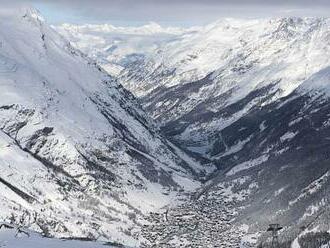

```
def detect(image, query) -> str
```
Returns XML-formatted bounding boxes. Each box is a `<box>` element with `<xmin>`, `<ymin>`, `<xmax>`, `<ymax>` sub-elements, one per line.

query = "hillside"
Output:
<box><xmin>0</xmin><ymin>7</ymin><xmax>205</xmax><ymax>247</ymax></box>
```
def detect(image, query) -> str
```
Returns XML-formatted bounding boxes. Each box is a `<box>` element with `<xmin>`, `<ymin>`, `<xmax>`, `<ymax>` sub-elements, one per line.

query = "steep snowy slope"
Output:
<box><xmin>0</xmin><ymin>7</ymin><xmax>204</xmax><ymax>247</ymax></box>
<box><xmin>0</xmin><ymin>223</ymin><xmax>110</xmax><ymax>248</ymax></box>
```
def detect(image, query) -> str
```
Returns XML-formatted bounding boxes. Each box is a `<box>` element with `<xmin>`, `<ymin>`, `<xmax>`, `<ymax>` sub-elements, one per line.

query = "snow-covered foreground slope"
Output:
<box><xmin>61</xmin><ymin>17</ymin><xmax>330</xmax><ymax>246</ymax></box>
<box><xmin>0</xmin><ymin>7</ymin><xmax>207</xmax><ymax>247</ymax></box>
<box><xmin>0</xmin><ymin>224</ymin><xmax>111</xmax><ymax>248</ymax></box>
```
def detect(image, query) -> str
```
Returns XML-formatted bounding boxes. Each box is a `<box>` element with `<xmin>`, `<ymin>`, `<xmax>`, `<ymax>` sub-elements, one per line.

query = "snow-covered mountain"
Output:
<box><xmin>55</xmin><ymin>23</ymin><xmax>199</xmax><ymax>77</ymax></box>
<box><xmin>116</xmin><ymin>17</ymin><xmax>330</xmax><ymax>160</ymax></box>
<box><xmin>60</xmin><ymin>17</ymin><xmax>330</xmax><ymax>246</ymax></box>
<box><xmin>0</xmin><ymin>7</ymin><xmax>208</xmax><ymax>247</ymax></box>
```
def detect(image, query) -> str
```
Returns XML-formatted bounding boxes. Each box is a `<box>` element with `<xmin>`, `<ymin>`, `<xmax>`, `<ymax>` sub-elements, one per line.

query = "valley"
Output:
<box><xmin>0</xmin><ymin>6</ymin><xmax>329</xmax><ymax>248</ymax></box>
<box><xmin>59</xmin><ymin>17</ymin><xmax>330</xmax><ymax>247</ymax></box>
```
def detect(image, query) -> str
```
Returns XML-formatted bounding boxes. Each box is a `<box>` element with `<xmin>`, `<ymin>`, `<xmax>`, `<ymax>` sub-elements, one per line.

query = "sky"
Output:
<box><xmin>5</xmin><ymin>0</ymin><xmax>330</xmax><ymax>26</ymax></box>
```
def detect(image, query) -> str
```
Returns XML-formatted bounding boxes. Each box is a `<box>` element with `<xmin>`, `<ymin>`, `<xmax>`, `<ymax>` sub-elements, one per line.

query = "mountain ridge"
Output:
<box><xmin>0</xmin><ymin>7</ymin><xmax>207</xmax><ymax>247</ymax></box>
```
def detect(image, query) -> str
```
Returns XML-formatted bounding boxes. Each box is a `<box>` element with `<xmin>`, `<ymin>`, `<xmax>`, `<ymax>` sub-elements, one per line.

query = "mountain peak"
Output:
<box><xmin>0</xmin><ymin>6</ymin><xmax>46</xmax><ymax>27</ymax></box>
<box><xmin>21</xmin><ymin>6</ymin><xmax>45</xmax><ymax>24</ymax></box>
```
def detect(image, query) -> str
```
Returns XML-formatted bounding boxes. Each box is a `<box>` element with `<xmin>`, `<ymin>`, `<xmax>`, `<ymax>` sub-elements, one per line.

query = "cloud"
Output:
<box><xmin>2</xmin><ymin>0</ymin><xmax>330</xmax><ymax>25</ymax></box>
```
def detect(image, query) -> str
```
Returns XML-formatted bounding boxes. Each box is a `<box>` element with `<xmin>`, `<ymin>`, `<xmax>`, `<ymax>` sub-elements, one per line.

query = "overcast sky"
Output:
<box><xmin>6</xmin><ymin>0</ymin><xmax>330</xmax><ymax>26</ymax></box>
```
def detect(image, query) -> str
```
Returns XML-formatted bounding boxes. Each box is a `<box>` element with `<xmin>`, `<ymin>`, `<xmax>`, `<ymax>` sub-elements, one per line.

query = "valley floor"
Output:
<box><xmin>141</xmin><ymin>187</ymin><xmax>252</xmax><ymax>247</ymax></box>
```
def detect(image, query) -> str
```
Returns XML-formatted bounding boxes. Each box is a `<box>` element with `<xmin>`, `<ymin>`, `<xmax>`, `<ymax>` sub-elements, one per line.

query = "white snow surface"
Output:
<box><xmin>0</xmin><ymin>7</ymin><xmax>202</xmax><ymax>246</ymax></box>
<box><xmin>280</xmin><ymin>131</ymin><xmax>298</xmax><ymax>142</ymax></box>
<box><xmin>0</xmin><ymin>226</ymin><xmax>111</xmax><ymax>248</ymax></box>
<box><xmin>226</xmin><ymin>155</ymin><xmax>269</xmax><ymax>176</ymax></box>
